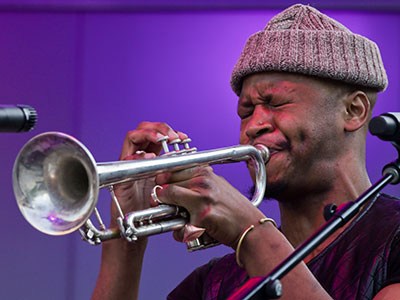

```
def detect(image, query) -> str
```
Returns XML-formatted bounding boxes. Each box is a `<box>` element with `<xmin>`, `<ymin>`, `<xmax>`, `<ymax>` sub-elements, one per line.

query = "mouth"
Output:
<box><xmin>246</xmin><ymin>147</ymin><xmax>282</xmax><ymax>169</ymax></box>
<box><xmin>267</xmin><ymin>148</ymin><xmax>280</xmax><ymax>157</ymax></box>
<box><xmin>257</xmin><ymin>139</ymin><xmax>290</xmax><ymax>159</ymax></box>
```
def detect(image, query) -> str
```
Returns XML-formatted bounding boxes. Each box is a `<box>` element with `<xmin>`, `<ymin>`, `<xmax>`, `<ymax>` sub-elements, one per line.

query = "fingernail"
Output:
<box><xmin>144</xmin><ymin>153</ymin><xmax>156</xmax><ymax>159</ymax></box>
<box><xmin>177</xmin><ymin>131</ymin><xmax>188</xmax><ymax>139</ymax></box>
<box><xmin>169</xmin><ymin>130</ymin><xmax>179</xmax><ymax>139</ymax></box>
<box><xmin>156</xmin><ymin>132</ymin><xmax>165</xmax><ymax>139</ymax></box>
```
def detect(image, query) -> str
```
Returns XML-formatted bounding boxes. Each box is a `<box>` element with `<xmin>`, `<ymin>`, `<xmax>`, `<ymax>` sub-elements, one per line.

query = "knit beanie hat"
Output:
<box><xmin>231</xmin><ymin>4</ymin><xmax>388</xmax><ymax>96</ymax></box>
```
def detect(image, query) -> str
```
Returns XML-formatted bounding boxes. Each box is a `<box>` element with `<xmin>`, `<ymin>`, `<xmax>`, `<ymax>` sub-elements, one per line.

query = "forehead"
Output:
<box><xmin>239</xmin><ymin>72</ymin><xmax>329</xmax><ymax>102</ymax></box>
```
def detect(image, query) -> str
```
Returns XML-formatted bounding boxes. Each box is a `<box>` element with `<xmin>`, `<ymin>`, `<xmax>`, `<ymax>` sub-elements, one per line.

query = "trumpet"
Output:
<box><xmin>13</xmin><ymin>132</ymin><xmax>269</xmax><ymax>251</ymax></box>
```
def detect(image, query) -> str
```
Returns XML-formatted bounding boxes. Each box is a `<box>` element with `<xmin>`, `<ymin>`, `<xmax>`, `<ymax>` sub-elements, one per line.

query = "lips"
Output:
<box><xmin>254</xmin><ymin>139</ymin><xmax>290</xmax><ymax>155</ymax></box>
<box><xmin>246</xmin><ymin>140</ymin><xmax>289</xmax><ymax>169</ymax></box>
<box><xmin>246</xmin><ymin>147</ymin><xmax>281</xmax><ymax>170</ymax></box>
<box><xmin>266</xmin><ymin>148</ymin><xmax>280</xmax><ymax>157</ymax></box>
<box><xmin>255</xmin><ymin>145</ymin><xmax>283</xmax><ymax>158</ymax></box>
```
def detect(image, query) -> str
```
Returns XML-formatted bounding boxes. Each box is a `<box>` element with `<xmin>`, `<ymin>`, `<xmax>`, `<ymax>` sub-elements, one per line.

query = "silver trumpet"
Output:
<box><xmin>13</xmin><ymin>132</ymin><xmax>269</xmax><ymax>251</ymax></box>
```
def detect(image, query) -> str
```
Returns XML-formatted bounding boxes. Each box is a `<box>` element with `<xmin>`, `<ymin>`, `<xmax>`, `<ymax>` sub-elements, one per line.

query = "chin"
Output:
<box><xmin>247</xmin><ymin>180</ymin><xmax>287</xmax><ymax>201</ymax></box>
<box><xmin>264</xmin><ymin>181</ymin><xmax>287</xmax><ymax>200</ymax></box>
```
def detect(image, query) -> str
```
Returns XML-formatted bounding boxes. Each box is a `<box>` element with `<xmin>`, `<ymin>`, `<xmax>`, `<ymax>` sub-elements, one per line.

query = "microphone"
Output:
<box><xmin>369</xmin><ymin>112</ymin><xmax>400</xmax><ymax>144</ymax></box>
<box><xmin>0</xmin><ymin>105</ymin><xmax>38</xmax><ymax>132</ymax></box>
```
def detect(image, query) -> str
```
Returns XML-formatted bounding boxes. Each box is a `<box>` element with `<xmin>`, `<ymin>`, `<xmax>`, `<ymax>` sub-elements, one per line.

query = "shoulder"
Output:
<box><xmin>368</xmin><ymin>194</ymin><xmax>400</xmax><ymax>234</ymax></box>
<box><xmin>374</xmin><ymin>193</ymin><xmax>400</xmax><ymax>210</ymax></box>
<box><xmin>167</xmin><ymin>257</ymin><xmax>220</xmax><ymax>300</ymax></box>
<box><xmin>167</xmin><ymin>253</ymin><xmax>241</xmax><ymax>300</ymax></box>
<box><xmin>307</xmin><ymin>194</ymin><xmax>400</xmax><ymax>299</ymax></box>
<box><xmin>360</xmin><ymin>193</ymin><xmax>400</xmax><ymax>228</ymax></box>
<box><xmin>202</xmin><ymin>253</ymin><xmax>248</xmax><ymax>300</ymax></box>
<box><xmin>342</xmin><ymin>193</ymin><xmax>400</xmax><ymax>253</ymax></box>
<box><xmin>377</xmin><ymin>195</ymin><xmax>400</xmax><ymax>289</ymax></box>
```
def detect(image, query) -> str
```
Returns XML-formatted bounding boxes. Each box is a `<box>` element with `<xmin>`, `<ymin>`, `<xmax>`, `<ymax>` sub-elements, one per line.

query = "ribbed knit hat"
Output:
<box><xmin>231</xmin><ymin>4</ymin><xmax>388</xmax><ymax>96</ymax></box>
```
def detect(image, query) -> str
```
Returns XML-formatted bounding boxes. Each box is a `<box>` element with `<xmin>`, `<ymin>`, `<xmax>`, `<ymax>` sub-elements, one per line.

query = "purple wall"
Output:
<box><xmin>0</xmin><ymin>6</ymin><xmax>399</xmax><ymax>300</ymax></box>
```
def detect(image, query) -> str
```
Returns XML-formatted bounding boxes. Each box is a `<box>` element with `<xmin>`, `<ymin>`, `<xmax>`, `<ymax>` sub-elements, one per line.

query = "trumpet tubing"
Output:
<box><xmin>13</xmin><ymin>132</ymin><xmax>269</xmax><ymax>248</ymax></box>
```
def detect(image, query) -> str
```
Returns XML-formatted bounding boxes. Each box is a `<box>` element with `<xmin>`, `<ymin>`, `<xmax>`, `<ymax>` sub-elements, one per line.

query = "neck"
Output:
<box><xmin>278</xmin><ymin>158</ymin><xmax>371</xmax><ymax>249</ymax></box>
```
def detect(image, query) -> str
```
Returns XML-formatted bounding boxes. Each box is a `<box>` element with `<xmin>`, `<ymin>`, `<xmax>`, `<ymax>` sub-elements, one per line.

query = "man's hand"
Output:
<box><xmin>153</xmin><ymin>164</ymin><xmax>266</xmax><ymax>249</ymax></box>
<box><xmin>110</xmin><ymin>121</ymin><xmax>188</xmax><ymax>228</ymax></box>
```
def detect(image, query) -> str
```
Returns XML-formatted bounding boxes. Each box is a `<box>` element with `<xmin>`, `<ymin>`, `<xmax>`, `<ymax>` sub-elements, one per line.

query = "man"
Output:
<box><xmin>92</xmin><ymin>4</ymin><xmax>400</xmax><ymax>299</ymax></box>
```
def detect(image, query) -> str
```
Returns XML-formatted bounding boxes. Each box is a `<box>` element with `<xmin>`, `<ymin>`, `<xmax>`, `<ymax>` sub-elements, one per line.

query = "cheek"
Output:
<box><xmin>239</xmin><ymin>122</ymin><xmax>248</xmax><ymax>144</ymax></box>
<box><xmin>298</xmin><ymin>130</ymin><xmax>306</xmax><ymax>143</ymax></box>
<box><xmin>239</xmin><ymin>134</ymin><xmax>247</xmax><ymax>145</ymax></box>
<box><xmin>275</xmin><ymin>115</ymin><xmax>303</xmax><ymax>146</ymax></box>
<box><xmin>291</xmin><ymin>118</ymin><xmax>339</xmax><ymax>162</ymax></box>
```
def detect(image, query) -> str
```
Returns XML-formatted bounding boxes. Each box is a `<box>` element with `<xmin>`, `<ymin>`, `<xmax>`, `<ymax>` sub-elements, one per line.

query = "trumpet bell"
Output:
<box><xmin>13</xmin><ymin>132</ymin><xmax>99</xmax><ymax>235</ymax></box>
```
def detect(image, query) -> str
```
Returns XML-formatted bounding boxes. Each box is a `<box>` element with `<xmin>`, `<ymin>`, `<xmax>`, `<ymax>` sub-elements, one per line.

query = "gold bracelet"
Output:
<box><xmin>236</xmin><ymin>225</ymin><xmax>254</xmax><ymax>268</ymax></box>
<box><xmin>235</xmin><ymin>217</ymin><xmax>277</xmax><ymax>268</ymax></box>
<box><xmin>259</xmin><ymin>217</ymin><xmax>277</xmax><ymax>228</ymax></box>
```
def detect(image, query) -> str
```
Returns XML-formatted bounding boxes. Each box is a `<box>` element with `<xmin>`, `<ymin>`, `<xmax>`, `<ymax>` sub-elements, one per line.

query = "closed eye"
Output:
<box><xmin>238</xmin><ymin>111</ymin><xmax>253</xmax><ymax>120</ymax></box>
<box><xmin>270</xmin><ymin>102</ymin><xmax>290</xmax><ymax>107</ymax></box>
<box><xmin>237</xmin><ymin>104</ymin><xmax>254</xmax><ymax>120</ymax></box>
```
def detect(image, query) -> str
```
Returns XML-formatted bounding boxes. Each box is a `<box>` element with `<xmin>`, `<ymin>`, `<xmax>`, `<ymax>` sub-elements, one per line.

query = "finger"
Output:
<box><xmin>174</xmin><ymin>130</ymin><xmax>189</xmax><ymax>141</ymax></box>
<box><xmin>172</xmin><ymin>224</ymin><xmax>206</xmax><ymax>243</ymax></box>
<box><xmin>173</xmin><ymin>228</ymin><xmax>185</xmax><ymax>242</ymax></box>
<box><xmin>123</xmin><ymin>152</ymin><xmax>157</xmax><ymax>161</ymax></box>
<box><xmin>120</xmin><ymin>128</ymin><xmax>165</xmax><ymax>159</ymax></box>
<box><xmin>137</xmin><ymin>121</ymin><xmax>182</xmax><ymax>142</ymax></box>
<box><xmin>156</xmin><ymin>165</ymin><xmax>214</xmax><ymax>185</ymax></box>
<box><xmin>121</xmin><ymin>123</ymin><xmax>189</xmax><ymax>159</ymax></box>
<box><xmin>155</xmin><ymin>167</ymin><xmax>198</xmax><ymax>185</ymax></box>
<box><xmin>157</xmin><ymin>184</ymin><xmax>200</xmax><ymax>208</ymax></box>
<box><xmin>182</xmin><ymin>224</ymin><xmax>206</xmax><ymax>243</ymax></box>
<box><xmin>157</xmin><ymin>184</ymin><xmax>213</xmax><ymax>227</ymax></box>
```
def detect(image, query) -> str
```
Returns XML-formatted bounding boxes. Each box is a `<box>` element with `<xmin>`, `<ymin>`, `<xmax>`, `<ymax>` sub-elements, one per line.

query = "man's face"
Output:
<box><xmin>238</xmin><ymin>73</ymin><xmax>345</xmax><ymax>200</ymax></box>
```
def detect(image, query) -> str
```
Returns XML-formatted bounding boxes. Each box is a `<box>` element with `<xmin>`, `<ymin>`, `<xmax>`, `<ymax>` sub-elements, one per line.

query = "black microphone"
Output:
<box><xmin>0</xmin><ymin>105</ymin><xmax>38</xmax><ymax>132</ymax></box>
<box><xmin>369</xmin><ymin>112</ymin><xmax>400</xmax><ymax>144</ymax></box>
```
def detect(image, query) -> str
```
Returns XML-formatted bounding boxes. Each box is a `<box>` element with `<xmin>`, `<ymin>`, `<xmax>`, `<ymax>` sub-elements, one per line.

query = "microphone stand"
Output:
<box><xmin>228</xmin><ymin>142</ymin><xmax>400</xmax><ymax>300</ymax></box>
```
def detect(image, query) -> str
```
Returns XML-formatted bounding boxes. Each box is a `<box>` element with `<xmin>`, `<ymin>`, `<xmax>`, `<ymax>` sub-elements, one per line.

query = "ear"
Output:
<box><xmin>343</xmin><ymin>91</ymin><xmax>370</xmax><ymax>132</ymax></box>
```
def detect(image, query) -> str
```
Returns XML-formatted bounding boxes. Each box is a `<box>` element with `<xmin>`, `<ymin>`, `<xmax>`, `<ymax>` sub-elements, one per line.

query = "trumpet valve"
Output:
<box><xmin>157</xmin><ymin>136</ymin><xmax>170</xmax><ymax>154</ymax></box>
<box><xmin>181</xmin><ymin>138</ymin><xmax>197</xmax><ymax>154</ymax></box>
<box><xmin>169</xmin><ymin>138</ymin><xmax>182</xmax><ymax>152</ymax></box>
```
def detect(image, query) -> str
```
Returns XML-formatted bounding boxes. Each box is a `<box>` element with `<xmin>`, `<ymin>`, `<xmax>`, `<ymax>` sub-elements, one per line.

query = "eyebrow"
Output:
<box><xmin>239</xmin><ymin>80</ymin><xmax>297</xmax><ymax>106</ymax></box>
<box><xmin>238</xmin><ymin>92</ymin><xmax>274</xmax><ymax>107</ymax></box>
<box><xmin>261</xmin><ymin>93</ymin><xmax>273</xmax><ymax>103</ymax></box>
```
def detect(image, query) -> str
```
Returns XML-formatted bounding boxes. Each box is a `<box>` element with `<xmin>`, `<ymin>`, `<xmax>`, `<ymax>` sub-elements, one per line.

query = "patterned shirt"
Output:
<box><xmin>167</xmin><ymin>194</ymin><xmax>400</xmax><ymax>300</ymax></box>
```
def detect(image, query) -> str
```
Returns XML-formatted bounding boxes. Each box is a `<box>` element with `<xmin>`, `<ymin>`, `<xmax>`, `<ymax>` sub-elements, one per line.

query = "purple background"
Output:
<box><xmin>0</xmin><ymin>1</ymin><xmax>399</xmax><ymax>299</ymax></box>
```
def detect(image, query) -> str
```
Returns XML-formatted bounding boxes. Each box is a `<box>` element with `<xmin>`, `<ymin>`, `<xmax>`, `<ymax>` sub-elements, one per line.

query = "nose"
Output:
<box><xmin>245</xmin><ymin>106</ymin><xmax>274</xmax><ymax>140</ymax></box>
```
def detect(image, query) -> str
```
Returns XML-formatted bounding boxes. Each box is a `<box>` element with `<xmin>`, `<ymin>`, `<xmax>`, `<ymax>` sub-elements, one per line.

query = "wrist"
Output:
<box><xmin>94</xmin><ymin>236</ymin><xmax>147</xmax><ymax>300</ymax></box>
<box><xmin>236</xmin><ymin>218</ymin><xmax>283</xmax><ymax>274</ymax></box>
<box><xmin>102</xmin><ymin>236</ymin><xmax>148</xmax><ymax>260</ymax></box>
